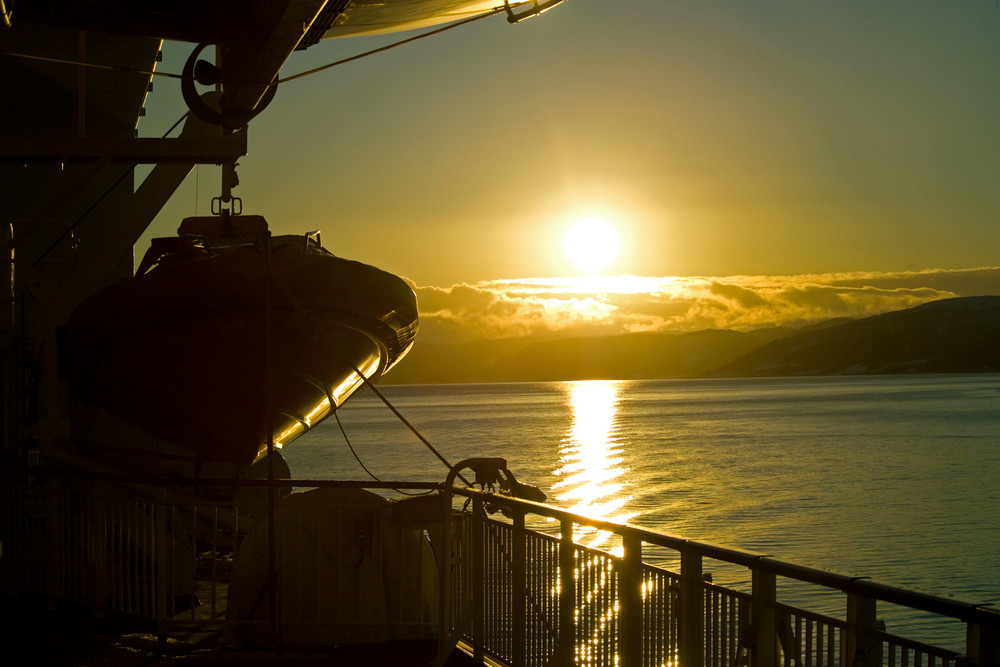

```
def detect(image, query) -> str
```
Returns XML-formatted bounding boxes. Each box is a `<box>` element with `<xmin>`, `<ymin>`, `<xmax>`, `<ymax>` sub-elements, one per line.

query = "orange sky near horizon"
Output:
<box><xmin>410</xmin><ymin>267</ymin><xmax>1000</xmax><ymax>343</ymax></box>
<box><xmin>138</xmin><ymin>1</ymin><xmax>1000</xmax><ymax>336</ymax></box>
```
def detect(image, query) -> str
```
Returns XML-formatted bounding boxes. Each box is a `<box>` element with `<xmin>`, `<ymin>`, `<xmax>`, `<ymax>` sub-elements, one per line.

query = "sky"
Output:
<box><xmin>138</xmin><ymin>0</ymin><xmax>1000</xmax><ymax>343</ymax></box>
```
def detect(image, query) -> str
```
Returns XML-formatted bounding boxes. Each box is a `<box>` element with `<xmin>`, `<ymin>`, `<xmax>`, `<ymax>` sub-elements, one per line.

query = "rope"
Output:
<box><xmin>258</xmin><ymin>242</ymin><xmax>473</xmax><ymax>487</ymax></box>
<box><xmin>346</xmin><ymin>363</ymin><xmax>473</xmax><ymax>488</ymax></box>
<box><xmin>333</xmin><ymin>408</ymin><xmax>434</xmax><ymax>496</ymax></box>
<box><xmin>274</xmin><ymin>6</ymin><xmax>508</xmax><ymax>85</ymax></box>
<box><xmin>29</xmin><ymin>162</ymin><xmax>136</xmax><ymax>270</ymax></box>
<box><xmin>0</xmin><ymin>3</ymin><xmax>520</xmax><ymax>88</ymax></box>
<box><xmin>28</xmin><ymin>110</ymin><xmax>189</xmax><ymax>269</ymax></box>
<box><xmin>334</xmin><ymin>408</ymin><xmax>381</xmax><ymax>482</ymax></box>
<box><xmin>162</xmin><ymin>111</ymin><xmax>190</xmax><ymax>137</ymax></box>
<box><xmin>0</xmin><ymin>50</ymin><xmax>178</xmax><ymax>79</ymax></box>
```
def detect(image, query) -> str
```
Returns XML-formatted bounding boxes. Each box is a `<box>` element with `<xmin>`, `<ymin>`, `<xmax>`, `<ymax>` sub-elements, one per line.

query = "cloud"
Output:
<box><xmin>412</xmin><ymin>282</ymin><xmax>622</xmax><ymax>342</ymax></box>
<box><xmin>708</xmin><ymin>281</ymin><xmax>769</xmax><ymax>309</ymax></box>
<box><xmin>408</xmin><ymin>267</ymin><xmax>1000</xmax><ymax>343</ymax></box>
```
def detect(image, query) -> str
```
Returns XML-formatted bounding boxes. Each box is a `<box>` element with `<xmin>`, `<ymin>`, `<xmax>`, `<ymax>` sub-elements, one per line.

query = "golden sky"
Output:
<box><xmin>139</xmin><ymin>1</ymin><xmax>1000</xmax><ymax>339</ymax></box>
<box><xmin>413</xmin><ymin>267</ymin><xmax>1000</xmax><ymax>343</ymax></box>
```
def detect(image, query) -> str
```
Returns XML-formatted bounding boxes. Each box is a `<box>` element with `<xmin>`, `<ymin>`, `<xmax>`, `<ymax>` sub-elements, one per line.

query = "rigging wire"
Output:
<box><xmin>162</xmin><ymin>110</ymin><xmax>190</xmax><ymax>137</ymax></box>
<box><xmin>0</xmin><ymin>3</ymin><xmax>518</xmax><ymax>88</ymax></box>
<box><xmin>333</xmin><ymin>408</ymin><xmax>434</xmax><ymax>496</ymax></box>
<box><xmin>4</xmin><ymin>3</ymin><xmax>524</xmax><ymax>478</ymax></box>
<box><xmin>30</xmin><ymin>110</ymin><xmax>191</xmax><ymax>269</ymax></box>
<box><xmin>30</xmin><ymin>162</ymin><xmax>136</xmax><ymax>270</ymax></box>
<box><xmin>0</xmin><ymin>50</ymin><xmax>178</xmax><ymax>79</ymax></box>
<box><xmin>347</xmin><ymin>363</ymin><xmax>473</xmax><ymax>488</ymax></box>
<box><xmin>273</xmin><ymin>6</ymin><xmax>507</xmax><ymax>85</ymax></box>
<box><xmin>261</xmin><ymin>259</ymin><xmax>472</xmax><ymax>488</ymax></box>
<box><xmin>334</xmin><ymin>408</ymin><xmax>382</xmax><ymax>483</ymax></box>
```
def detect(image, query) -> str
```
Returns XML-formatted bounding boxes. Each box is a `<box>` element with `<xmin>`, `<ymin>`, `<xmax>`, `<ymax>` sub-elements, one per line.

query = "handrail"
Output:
<box><xmin>6</xmin><ymin>465</ymin><xmax>441</xmax><ymax>490</ymax></box>
<box><xmin>449</xmin><ymin>484</ymin><xmax>1000</xmax><ymax>630</ymax></box>
<box><xmin>4</xmin><ymin>469</ymin><xmax>998</xmax><ymax>666</ymax></box>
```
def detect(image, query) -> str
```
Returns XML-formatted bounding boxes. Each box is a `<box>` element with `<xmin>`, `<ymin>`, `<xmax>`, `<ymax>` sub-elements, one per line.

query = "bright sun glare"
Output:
<box><xmin>563</xmin><ymin>217</ymin><xmax>620</xmax><ymax>274</ymax></box>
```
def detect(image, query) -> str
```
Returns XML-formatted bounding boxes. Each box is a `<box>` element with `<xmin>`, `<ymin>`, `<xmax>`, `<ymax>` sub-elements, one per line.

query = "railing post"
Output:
<box><xmin>558</xmin><ymin>518</ymin><xmax>577</xmax><ymax>667</ymax></box>
<box><xmin>93</xmin><ymin>483</ymin><xmax>108</xmax><ymax>617</ymax></box>
<box><xmin>154</xmin><ymin>486</ymin><xmax>169</xmax><ymax>644</ymax></box>
<box><xmin>472</xmin><ymin>496</ymin><xmax>485</xmax><ymax>663</ymax></box>
<box><xmin>680</xmin><ymin>549</ymin><xmax>704</xmax><ymax>667</ymax></box>
<box><xmin>845</xmin><ymin>589</ymin><xmax>879</xmax><ymax>667</ymax></box>
<box><xmin>751</xmin><ymin>566</ymin><xmax>777</xmax><ymax>667</ymax></box>
<box><xmin>436</xmin><ymin>489</ymin><xmax>455</xmax><ymax>665</ymax></box>
<box><xmin>512</xmin><ymin>510</ymin><xmax>527</xmax><ymax>667</ymax></box>
<box><xmin>44</xmin><ymin>478</ymin><xmax>60</xmax><ymax>607</ymax></box>
<box><xmin>967</xmin><ymin>611</ymin><xmax>1000</xmax><ymax>667</ymax></box>
<box><xmin>620</xmin><ymin>534</ymin><xmax>643</xmax><ymax>667</ymax></box>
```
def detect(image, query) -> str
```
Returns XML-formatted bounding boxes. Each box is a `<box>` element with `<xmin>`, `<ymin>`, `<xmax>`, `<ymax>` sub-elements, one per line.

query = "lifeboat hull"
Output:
<box><xmin>66</xmin><ymin>217</ymin><xmax>418</xmax><ymax>466</ymax></box>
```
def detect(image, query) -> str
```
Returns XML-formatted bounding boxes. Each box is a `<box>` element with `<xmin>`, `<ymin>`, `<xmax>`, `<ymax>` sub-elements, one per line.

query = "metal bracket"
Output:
<box><xmin>504</xmin><ymin>0</ymin><xmax>567</xmax><ymax>23</ymax></box>
<box><xmin>211</xmin><ymin>196</ymin><xmax>242</xmax><ymax>216</ymax></box>
<box><xmin>212</xmin><ymin>160</ymin><xmax>243</xmax><ymax>216</ymax></box>
<box><xmin>181</xmin><ymin>43</ymin><xmax>278</xmax><ymax>129</ymax></box>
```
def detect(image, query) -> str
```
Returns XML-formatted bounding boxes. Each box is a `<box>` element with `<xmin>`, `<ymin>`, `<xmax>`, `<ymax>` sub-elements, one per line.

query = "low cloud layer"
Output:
<box><xmin>409</xmin><ymin>267</ymin><xmax>1000</xmax><ymax>343</ymax></box>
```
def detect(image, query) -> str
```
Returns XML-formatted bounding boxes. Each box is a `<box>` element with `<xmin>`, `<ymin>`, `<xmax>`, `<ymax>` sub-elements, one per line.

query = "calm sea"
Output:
<box><xmin>282</xmin><ymin>373</ymin><xmax>1000</xmax><ymax>650</ymax></box>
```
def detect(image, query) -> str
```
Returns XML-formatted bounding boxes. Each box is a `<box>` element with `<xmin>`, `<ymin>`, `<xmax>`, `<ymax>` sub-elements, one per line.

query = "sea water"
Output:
<box><xmin>283</xmin><ymin>373</ymin><xmax>1000</xmax><ymax>650</ymax></box>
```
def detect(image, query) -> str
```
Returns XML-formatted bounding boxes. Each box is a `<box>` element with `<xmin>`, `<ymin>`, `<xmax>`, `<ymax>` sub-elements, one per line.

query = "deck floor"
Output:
<box><xmin>0</xmin><ymin>597</ymin><xmax>479</xmax><ymax>666</ymax></box>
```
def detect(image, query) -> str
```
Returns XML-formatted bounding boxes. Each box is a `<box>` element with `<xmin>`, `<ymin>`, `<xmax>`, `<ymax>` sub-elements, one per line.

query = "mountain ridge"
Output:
<box><xmin>709</xmin><ymin>295</ymin><xmax>1000</xmax><ymax>377</ymax></box>
<box><xmin>383</xmin><ymin>296</ymin><xmax>1000</xmax><ymax>384</ymax></box>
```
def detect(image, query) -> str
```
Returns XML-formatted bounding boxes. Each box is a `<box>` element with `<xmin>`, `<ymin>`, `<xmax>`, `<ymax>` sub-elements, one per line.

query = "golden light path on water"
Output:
<box><xmin>551</xmin><ymin>380</ymin><xmax>655</xmax><ymax>667</ymax></box>
<box><xmin>551</xmin><ymin>380</ymin><xmax>635</xmax><ymax>553</ymax></box>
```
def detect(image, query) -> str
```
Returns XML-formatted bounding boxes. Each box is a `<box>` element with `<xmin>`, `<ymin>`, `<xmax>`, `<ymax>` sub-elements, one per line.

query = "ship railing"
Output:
<box><xmin>0</xmin><ymin>474</ymin><xmax>441</xmax><ymax>645</ymax></box>
<box><xmin>444</xmin><ymin>484</ymin><xmax>1000</xmax><ymax>667</ymax></box>
<box><xmin>2</xmin><ymin>472</ymin><xmax>999</xmax><ymax>667</ymax></box>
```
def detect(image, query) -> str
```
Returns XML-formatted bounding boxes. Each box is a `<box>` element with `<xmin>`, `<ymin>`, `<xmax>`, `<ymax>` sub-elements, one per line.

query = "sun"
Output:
<box><xmin>563</xmin><ymin>217</ymin><xmax>620</xmax><ymax>273</ymax></box>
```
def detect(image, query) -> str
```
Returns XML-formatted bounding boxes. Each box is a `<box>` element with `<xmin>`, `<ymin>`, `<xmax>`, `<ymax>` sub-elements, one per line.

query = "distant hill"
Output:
<box><xmin>384</xmin><ymin>329</ymin><xmax>779</xmax><ymax>384</ymax></box>
<box><xmin>383</xmin><ymin>296</ymin><xmax>1000</xmax><ymax>384</ymax></box>
<box><xmin>493</xmin><ymin>329</ymin><xmax>765</xmax><ymax>381</ymax></box>
<box><xmin>381</xmin><ymin>337</ymin><xmax>537</xmax><ymax>384</ymax></box>
<box><xmin>708</xmin><ymin>296</ymin><xmax>1000</xmax><ymax>377</ymax></box>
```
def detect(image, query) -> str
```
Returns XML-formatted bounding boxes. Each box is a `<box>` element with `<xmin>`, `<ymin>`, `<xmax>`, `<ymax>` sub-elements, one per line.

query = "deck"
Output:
<box><xmin>2</xmin><ymin>461</ymin><xmax>998</xmax><ymax>667</ymax></box>
<box><xmin>0</xmin><ymin>597</ymin><xmax>479</xmax><ymax>666</ymax></box>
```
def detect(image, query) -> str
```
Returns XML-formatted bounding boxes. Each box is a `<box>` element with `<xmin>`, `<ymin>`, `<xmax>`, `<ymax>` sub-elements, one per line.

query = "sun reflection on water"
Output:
<box><xmin>552</xmin><ymin>380</ymin><xmax>634</xmax><ymax>551</ymax></box>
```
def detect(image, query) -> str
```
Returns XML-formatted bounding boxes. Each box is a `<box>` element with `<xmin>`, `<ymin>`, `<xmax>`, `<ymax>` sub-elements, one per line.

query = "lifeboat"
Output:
<box><xmin>65</xmin><ymin>215</ymin><xmax>418</xmax><ymax>466</ymax></box>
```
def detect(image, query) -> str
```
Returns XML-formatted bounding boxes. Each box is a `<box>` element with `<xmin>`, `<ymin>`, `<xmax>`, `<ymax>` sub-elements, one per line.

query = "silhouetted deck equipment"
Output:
<box><xmin>65</xmin><ymin>215</ymin><xmax>418</xmax><ymax>466</ymax></box>
<box><xmin>2</xmin><ymin>462</ymin><xmax>998</xmax><ymax>666</ymax></box>
<box><xmin>2</xmin><ymin>5</ymin><xmax>999</xmax><ymax>667</ymax></box>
